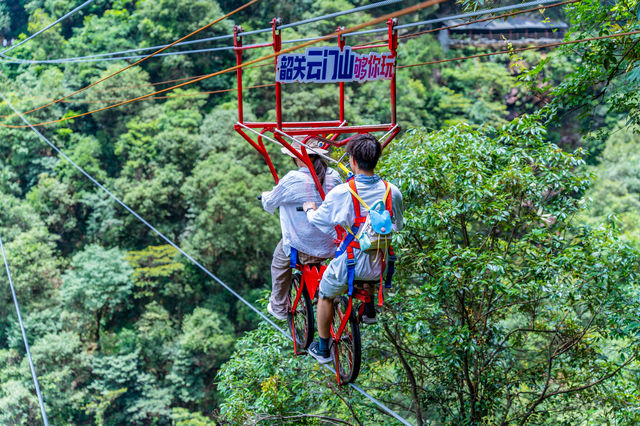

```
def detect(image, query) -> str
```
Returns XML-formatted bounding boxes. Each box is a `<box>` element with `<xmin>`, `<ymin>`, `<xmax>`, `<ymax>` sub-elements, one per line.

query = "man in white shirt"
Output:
<box><xmin>303</xmin><ymin>134</ymin><xmax>403</xmax><ymax>363</ymax></box>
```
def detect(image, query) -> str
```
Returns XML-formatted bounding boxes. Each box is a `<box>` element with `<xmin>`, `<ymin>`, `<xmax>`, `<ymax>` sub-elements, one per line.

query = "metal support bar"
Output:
<box><xmin>352</xmin><ymin>43</ymin><xmax>388</xmax><ymax>50</ymax></box>
<box><xmin>279</xmin><ymin>124</ymin><xmax>394</xmax><ymax>135</ymax></box>
<box><xmin>240</xmin><ymin>121</ymin><xmax>343</xmax><ymax>128</ymax></box>
<box><xmin>388</xmin><ymin>18</ymin><xmax>398</xmax><ymax>126</ymax></box>
<box><xmin>235</xmin><ymin>127</ymin><xmax>280</xmax><ymax>183</ymax></box>
<box><xmin>337</xmin><ymin>28</ymin><xmax>346</xmax><ymax>124</ymax></box>
<box><xmin>234</xmin><ymin>26</ymin><xmax>244</xmax><ymax>124</ymax></box>
<box><xmin>272</xmin><ymin>18</ymin><xmax>283</xmax><ymax>130</ymax></box>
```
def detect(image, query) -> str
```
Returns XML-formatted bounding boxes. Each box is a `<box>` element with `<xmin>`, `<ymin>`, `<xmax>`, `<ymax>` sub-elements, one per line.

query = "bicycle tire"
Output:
<box><xmin>332</xmin><ymin>296</ymin><xmax>362</xmax><ymax>383</ymax></box>
<box><xmin>288</xmin><ymin>272</ymin><xmax>314</xmax><ymax>352</ymax></box>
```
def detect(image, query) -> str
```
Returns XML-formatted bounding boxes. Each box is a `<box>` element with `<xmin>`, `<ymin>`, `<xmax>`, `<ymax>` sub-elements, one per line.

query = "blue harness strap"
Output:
<box><xmin>335</xmin><ymin>225</ymin><xmax>359</xmax><ymax>258</ymax></box>
<box><xmin>346</xmin><ymin>248</ymin><xmax>356</xmax><ymax>296</ymax></box>
<box><xmin>289</xmin><ymin>247</ymin><xmax>298</xmax><ymax>269</ymax></box>
<box><xmin>385</xmin><ymin>252</ymin><xmax>396</xmax><ymax>289</ymax></box>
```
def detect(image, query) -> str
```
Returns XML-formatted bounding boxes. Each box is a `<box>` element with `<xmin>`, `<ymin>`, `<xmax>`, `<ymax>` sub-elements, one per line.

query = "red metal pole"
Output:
<box><xmin>388</xmin><ymin>18</ymin><xmax>398</xmax><ymax>126</ymax></box>
<box><xmin>257</xmin><ymin>130</ymin><xmax>280</xmax><ymax>184</ymax></box>
<box><xmin>235</xmin><ymin>127</ymin><xmax>280</xmax><ymax>183</ymax></box>
<box><xmin>338</xmin><ymin>28</ymin><xmax>346</xmax><ymax>124</ymax></box>
<box><xmin>234</xmin><ymin>26</ymin><xmax>244</xmax><ymax>124</ymax></box>
<box><xmin>273</xmin><ymin>134</ymin><xmax>326</xmax><ymax>199</ymax></box>
<box><xmin>300</xmin><ymin>145</ymin><xmax>325</xmax><ymax>199</ymax></box>
<box><xmin>273</xmin><ymin>18</ymin><xmax>283</xmax><ymax>131</ymax></box>
<box><xmin>381</xmin><ymin>126</ymin><xmax>401</xmax><ymax>149</ymax></box>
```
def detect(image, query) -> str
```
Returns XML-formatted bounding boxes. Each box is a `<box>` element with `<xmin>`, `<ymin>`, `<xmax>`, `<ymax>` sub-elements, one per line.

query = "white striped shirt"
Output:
<box><xmin>262</xmin><ymin>167</ymin><xmax>342</xmax><ymax>258</ymax></box>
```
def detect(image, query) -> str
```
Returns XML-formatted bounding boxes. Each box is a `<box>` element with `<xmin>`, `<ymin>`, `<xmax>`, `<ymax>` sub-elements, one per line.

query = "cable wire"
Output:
<box><xmin>0</xmin><ymin>0</ymin><xmax>404</xmax><ymax>65</ymax></box>
<box><xmin>0</xmin><ymin>232</ymin><xmax>49</xmax><ymax>426</ymax></box>
<box><xmin>0</xmin><ymin>0</ymin><xmax>258</xmax><ymax>121</ymax></box>
<box><xmin>0</xmin><ymin>0</ymin><xmax>447</xmax><ymax>129</ymax></box>
<box><xmin>354</xmin><ymin>0</ymin><xmax>578</xmax><ymax>47</ymax></box>
<box><xmin>397</xmin><ymin>29</ymin><xmax>640</xmax><ymax>69</ymax></box>
<box><xmin>0</xmin><ymin>91</ymin><xmax>413</xmax><ymax>426</ymax></box>
<box><xmin>0</xmin><ymin>0</ymin><xmax>575</xmax><ymax>65</ymax></box>
<box><xmin>0</xmin><ymin>42</ymin><xmax>264</xmax><ymax>65</ymax></box>
<box><xmin>0</xmin><ymin>0</ymin><xmax>579</xmax><ymax>108</ymax></box>
<box><xmin>0</xmin><ymin>83</ymin><xmax>274</xmax><ymax>117</ymax></box>
<box><xmin>62</xmin><ymin>83</ymin><xmax>275</xmax><ymax>103</ymax></box>
<box><xmin>398</xmin><ymin>0</ymin><xmax>578</xmax><ymax>41</ymax></box>
<box><xmin>0</xmin><ymin>0</ymin><xmax>96</xmax><ymax>56</ymax></box>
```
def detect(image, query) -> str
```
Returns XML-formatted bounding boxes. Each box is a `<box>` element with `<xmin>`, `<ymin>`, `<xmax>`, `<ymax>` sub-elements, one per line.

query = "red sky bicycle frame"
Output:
<box><xmin>233</xmin><ymin>17</ymin><xmax>401</xmax><ymax>198</ymax></box>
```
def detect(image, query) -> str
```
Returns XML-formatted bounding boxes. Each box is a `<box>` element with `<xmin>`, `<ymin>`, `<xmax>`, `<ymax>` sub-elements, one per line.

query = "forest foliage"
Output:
<box><xmin>0</xmin><ymin>0</ymin><xmax>639</xmax><ymax>424</ymax></box>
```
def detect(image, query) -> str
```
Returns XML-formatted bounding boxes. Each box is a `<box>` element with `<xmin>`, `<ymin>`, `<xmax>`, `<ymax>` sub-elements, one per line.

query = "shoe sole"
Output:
<box><xmin>267</xmin><ymin>304</ymin><xmax>288</xmax><ymax>321</ymax></box>
<box><xmin>309</xmin><ymin>352</ymin><xmax>332</xmax><ymax>364</ymax></box>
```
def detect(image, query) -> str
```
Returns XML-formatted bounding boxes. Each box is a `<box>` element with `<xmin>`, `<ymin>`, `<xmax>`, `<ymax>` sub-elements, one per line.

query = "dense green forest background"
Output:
<box><xmin>0</xmin><ymin>0</ymin><xmax>638</xmax><ymax>424</ymax></box>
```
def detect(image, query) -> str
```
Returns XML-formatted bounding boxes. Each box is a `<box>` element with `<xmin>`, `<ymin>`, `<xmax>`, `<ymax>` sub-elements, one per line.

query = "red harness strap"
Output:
<box><xmin>342</xmin><ymin>179</ymin><xmax>394</xmax><ymax>307</ymax></box>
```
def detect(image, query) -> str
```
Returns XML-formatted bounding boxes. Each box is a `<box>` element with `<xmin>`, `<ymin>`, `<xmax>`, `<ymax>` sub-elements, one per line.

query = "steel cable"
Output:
<box><xmin>0</xmin><ymin>0</ymin><xmax>96</xmax><ymax>56</ymax></box>
<box><xmin>397</xmin><ymin>29</ymin><xmax>640</xmax><ymax>69</ymax></box>
<box><xmin>0</xmin><ymin>0</ymin><xmax>579</xmax><ymax>109</ymax></box>
<box><xmin>0</xmin><ymin>0</ymin><xmax>573</xmax><ymax>65</ymax></box>
<box><xmin>0</xmin><ymin>0</ymin><xmax>259</xmax><ymax>121</ymax></box>
<box><xmin>0</xmin><ymin>0</ymin><xmax>404</xmax><ymax>65</ymax></box>
<box><xmin>0</xmin><ymin>232</ymin><xmax>49</xmax><ymax>426</ymax></box>
<box><xmin>0</xmin><ymin>0</ymin><xmax>447</xmax><ymax>129</ymax></box>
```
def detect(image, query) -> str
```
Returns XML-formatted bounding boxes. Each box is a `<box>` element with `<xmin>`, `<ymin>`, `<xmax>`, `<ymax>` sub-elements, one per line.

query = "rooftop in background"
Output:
<box><xmin>438</xmin><ymin>16</ymin><xmax>569</xmax><ymax>50</ymax></box>
<box><xmin>445</xmin><ymin>17</ymin><xmax>568</xmax><ymax>31</ymax></box>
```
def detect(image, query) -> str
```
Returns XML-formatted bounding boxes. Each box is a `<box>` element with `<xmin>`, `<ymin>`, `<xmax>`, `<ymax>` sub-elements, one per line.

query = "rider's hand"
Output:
<box><xmin>303</xmin><ymin>201</ymin><xmax>317</xmax><ymax>212</ymax></box>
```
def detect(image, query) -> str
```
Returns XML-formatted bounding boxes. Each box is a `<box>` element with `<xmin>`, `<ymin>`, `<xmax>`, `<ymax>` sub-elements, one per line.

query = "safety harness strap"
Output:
<box><xmin>346</xmin><ymin>247</ymin><xmax>356</xmax><ymax>296</ymax></box>
<box><xmin>385</xmin><ymin>246</ymin><xmax>396</xmax><ymax>289</ymax></box>
<box><xmin>338</xmin><ymin>178</ymin><xmax>397</xmax><ymax>299</ymax></box>
<box><xmin>384</xmin><ymin>182</ymin><xmax>393</xmax><ymax>217</ymax></box>
<box><xmin>348</xmin><ymin>179</ymin><xmax>361</xmax><ymax>218</ymax></box>
<box><xmin>289</xmin><ymin>247</ymin><xmax>298</xmax><ymax>269</ymax></box>
<box><xmin>335</xmin><ymin>225</ymin><xmax>359</xmax><ymax>258</ymax></box>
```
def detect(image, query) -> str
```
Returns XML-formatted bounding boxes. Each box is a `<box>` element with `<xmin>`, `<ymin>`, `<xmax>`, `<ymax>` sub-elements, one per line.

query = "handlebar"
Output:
<box><xmin>259</xmin><ymin>195</ymin><xmax>304</xmax><ymax>212</ymax></box>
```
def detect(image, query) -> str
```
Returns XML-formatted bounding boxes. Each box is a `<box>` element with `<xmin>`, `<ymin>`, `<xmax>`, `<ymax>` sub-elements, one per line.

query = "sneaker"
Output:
<box><xmin>307</xmin><ymin>341</ymin><xmax>332</xmax><ymax>364</ymax></box>
<box><xmin>361</xmin><ymin>314</ymin><xmax>377</xmax><ymax>324</ymax></box>
<box><xmin>267</xmin><ymin>302</ymin><xmax>288</xmax><ymax>321</ymax></box>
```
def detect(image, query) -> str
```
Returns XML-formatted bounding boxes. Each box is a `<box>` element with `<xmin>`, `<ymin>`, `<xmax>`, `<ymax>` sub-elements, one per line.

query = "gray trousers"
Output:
<box><xmin>270</xmin><ymin>240</ymin><xmax>326</xmax><ymax>316</ymax></box>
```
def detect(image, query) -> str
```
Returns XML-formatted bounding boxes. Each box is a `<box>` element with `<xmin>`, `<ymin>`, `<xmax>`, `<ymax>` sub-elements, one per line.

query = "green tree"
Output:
<box><xmin>167</xmin><ymin>307</ymin><xmax>234</xmax><ymax>408</ymax></box>
<box><xmin>580</xmin><ymin>122</ymin><xmax>640</xmax><ymax>247</ymax></box>
<box><xmin>217</xmin><ymin>324</ymin><xmax>372</xmax><ymax>424</ymax></box>
<box><xmin>372</xmin><ymin>119</ymin><xmax>640</xmax><ymax>424</ymax></box>
<box><xmin>218</xmin><ymin>118</ymin><xmax>640</xmax><ymax>425</ymax></box>
<box><xmin>61</xmin><ymin>245</ymin><xmax>134</xmax><ymax>347</ymax></box>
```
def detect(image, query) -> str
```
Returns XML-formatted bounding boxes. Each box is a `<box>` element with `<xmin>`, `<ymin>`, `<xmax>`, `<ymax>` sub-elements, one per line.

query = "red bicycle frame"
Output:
<box><xmin>290</xmin><ymin>263</ymin><xmax>325</xmax><ymax>355</ymax></box>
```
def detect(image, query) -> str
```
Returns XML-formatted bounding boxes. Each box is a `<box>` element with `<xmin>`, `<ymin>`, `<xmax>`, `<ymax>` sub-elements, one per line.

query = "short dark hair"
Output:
<box><xmin>346</xmin><ymin>133</ymin><xmax>382</xmax><ymax>172</ymax></box>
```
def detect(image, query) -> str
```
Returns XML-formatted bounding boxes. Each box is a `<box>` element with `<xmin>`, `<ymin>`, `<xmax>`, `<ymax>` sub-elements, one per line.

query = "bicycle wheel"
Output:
<box><xmin>288</xmin><ymin>272</ymin><xmax>314</xmax><ymax>352</ymax></box>
<box><xmin>332</xmin><ymin>296</ymin><xmax>361</xmax><ymax>383</ymax></box>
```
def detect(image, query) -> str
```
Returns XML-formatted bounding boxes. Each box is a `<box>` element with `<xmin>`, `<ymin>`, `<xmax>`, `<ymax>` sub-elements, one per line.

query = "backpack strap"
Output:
<box><xmin>347</xmin><ymin>185</ymin><xmax>371</xmax><ymax>211</ymax></box>
<box><xmin>335</xmin><ymin>180</ymin><xmax>366</xmax><ymax>258</ymax></box>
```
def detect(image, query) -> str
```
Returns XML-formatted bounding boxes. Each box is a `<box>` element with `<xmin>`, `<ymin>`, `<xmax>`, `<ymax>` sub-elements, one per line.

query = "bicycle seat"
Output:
<box><xmin>353</xmin><ymin>280</ymin><xmax>378</xmax><ymax>287</ymax></box>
